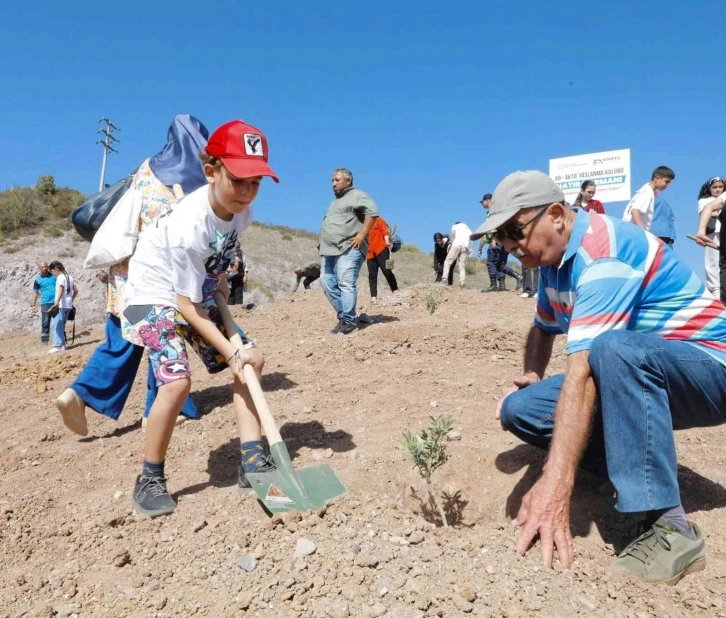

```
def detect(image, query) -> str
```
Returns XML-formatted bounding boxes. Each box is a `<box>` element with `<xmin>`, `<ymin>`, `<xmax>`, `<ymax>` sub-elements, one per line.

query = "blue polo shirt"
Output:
<box><xmin>535</xmin><ymin>208</ymin><xmax>726</xmax><ymax>364</ymax></box>
<box><xmin>33</xmin><ymin>273</ymin><xmax>57</xmax><ymax>304</ymax></box>
<box><xmin>649</xmin><ymin>196</ymin><xmax>677</xmax><ymax>241</ymax></box>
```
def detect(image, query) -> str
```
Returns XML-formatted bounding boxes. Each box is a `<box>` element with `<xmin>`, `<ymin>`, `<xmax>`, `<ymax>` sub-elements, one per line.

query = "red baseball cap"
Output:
<box><xmin>204</xmin><ymin>120</ymin><xmax>279</xmax><ymax>183</ymax></box>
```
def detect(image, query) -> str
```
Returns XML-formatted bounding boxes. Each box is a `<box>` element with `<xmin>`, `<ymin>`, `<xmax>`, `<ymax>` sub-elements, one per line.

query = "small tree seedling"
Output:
<box><xmin>402</xmin><ymin>415</ymin><xmax>454</xmax><ymax>527</ymax></box>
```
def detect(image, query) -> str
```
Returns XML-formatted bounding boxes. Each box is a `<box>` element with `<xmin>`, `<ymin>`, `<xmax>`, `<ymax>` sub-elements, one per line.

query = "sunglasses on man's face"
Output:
<box><xmin>493</xmin><ymin>206</ymin><xmax>548</xmax><ymax>242</ymax></box>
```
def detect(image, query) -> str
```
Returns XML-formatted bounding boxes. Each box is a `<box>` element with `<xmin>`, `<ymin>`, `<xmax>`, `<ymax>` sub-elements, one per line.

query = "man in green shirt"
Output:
<box><xmin>293</xmin><ymin>261</ymin><xmax>321</xmax><ymax>291</ymax></box>
<box><xmin>318</xmin><ymin>168</ymin><xmax>379</xmax><ymax>335</ymax></box>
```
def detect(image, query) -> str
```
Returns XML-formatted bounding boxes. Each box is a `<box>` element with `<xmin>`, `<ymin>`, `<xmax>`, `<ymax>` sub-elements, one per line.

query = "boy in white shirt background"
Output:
<box><xmin>122</xmin><ymin>120</ymin><xmax>279</xmax><ymax>518</ymax></box>
<box><xmin>622</xmin><ymin>165</ymin><xmax>675</xmax><ymax>231</ymax></box>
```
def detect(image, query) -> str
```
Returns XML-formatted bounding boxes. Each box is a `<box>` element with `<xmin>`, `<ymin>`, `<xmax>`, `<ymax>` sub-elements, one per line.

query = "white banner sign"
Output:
<box><xmin>549</xmin><ymin>148</ymin><xmax>631</xmax><ymax>204</ymax></box>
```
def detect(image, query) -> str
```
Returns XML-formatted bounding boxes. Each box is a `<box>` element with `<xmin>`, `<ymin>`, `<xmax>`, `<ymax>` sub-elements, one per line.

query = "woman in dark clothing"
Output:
<box><xmin>433</xmin><ymin>232</ymin><xmax>454</xmax><ymax>285</ymax></box>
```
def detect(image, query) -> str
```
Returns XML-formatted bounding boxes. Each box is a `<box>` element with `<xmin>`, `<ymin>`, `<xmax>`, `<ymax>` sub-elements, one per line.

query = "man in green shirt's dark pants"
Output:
<box><xmin>318</xmin><ymin>168</ymin><xmax>379</xmax><ymax>335</ymax></box>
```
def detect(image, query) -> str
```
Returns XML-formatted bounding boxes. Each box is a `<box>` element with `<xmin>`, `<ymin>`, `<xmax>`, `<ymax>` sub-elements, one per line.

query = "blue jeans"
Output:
<box><xmin>51</xmin><ymin>308</ymin><xmax>71</xmax><ymax>348</ymax></box>
<box><xmin>40</xmin><ymin>303</ymin><xmax>53</xmax><ymax>343</ymax></box>
<box><xmin>321</xmin><ymin>247</ymin><xmax>365</xmax><ymax>325</ymax></box>
<box><xmin>500</xmin><ymin>331</ymin><xmax>726</xmax><ymax>513</ymax></box>
<box><xmin>71</xmin><ymin>315</ymin><xmax>199</xmax><ymax>421</ymax></box>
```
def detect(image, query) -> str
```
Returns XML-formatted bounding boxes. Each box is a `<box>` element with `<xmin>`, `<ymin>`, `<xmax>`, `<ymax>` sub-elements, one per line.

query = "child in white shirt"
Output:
<box><xmin>623</xmin><ymin>166</ymin><xmax>675</xmax><ymax>231</ymax></box>
<box><xmin>123</xmin><ymin>120</ymin><xmax>279</xmax><ymax>517</ymax></box>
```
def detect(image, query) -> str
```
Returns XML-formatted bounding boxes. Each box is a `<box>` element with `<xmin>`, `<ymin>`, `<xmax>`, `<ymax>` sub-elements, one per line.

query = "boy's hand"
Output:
<box><xmin>227</xmin><ymin>346</ymin><xmax>265</xmax><ymax>384</ymax></box>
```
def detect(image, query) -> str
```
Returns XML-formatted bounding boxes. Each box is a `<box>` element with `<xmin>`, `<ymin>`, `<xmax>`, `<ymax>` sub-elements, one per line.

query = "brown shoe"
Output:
<box><xmin>55</xmin><ymin>388</ymin><xmax>88</xmax><ymax>436</ymax></box>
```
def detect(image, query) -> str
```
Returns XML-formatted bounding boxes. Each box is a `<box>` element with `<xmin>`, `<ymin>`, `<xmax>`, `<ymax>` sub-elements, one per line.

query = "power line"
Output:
<box><xmin>97</xmin><ymin>117</ymin><xmax>120</xmax><ymax>191</ymax></box>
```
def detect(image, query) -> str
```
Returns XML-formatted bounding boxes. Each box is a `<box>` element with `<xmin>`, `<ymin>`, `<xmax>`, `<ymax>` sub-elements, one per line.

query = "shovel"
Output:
<box><xmin>214</xmin><ymin>293</ymin><xmax>347</xmax><ymax>514</ymax></box>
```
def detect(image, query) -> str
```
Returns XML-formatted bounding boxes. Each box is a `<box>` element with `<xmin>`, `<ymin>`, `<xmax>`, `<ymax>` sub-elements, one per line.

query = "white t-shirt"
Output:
<box><xmin>698</xmin><ymin>196</ymin><xmax>722</xmax><ymax>239</ymax></box>
<box><xmin>622</xmin><ymin>183</ymin><xmax>655</xmax><ymax>230</ymax></box>
<box><xmin>56</xmin><ymin>274</ymin><xmax>75</xmax><ymax>309</ymax></box>
<box><xmin>125</xmin><ymin>185</ymin><xmax>253</xmax><ymax>308</ymax></box>
<box><xmin>450</xmin><ymin>223</ymin><xmax>473</xmax><ymax>248</ymax></box>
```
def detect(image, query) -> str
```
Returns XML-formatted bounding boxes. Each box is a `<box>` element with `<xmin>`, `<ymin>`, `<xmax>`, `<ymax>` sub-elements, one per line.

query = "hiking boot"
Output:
<box><xmin>337</xmin><ymin>322</ymin><xmax>359</xmax><ymax>335</ymax></box>
<box><xmin>56</xmin><ymin>388</ymin><xmax>88</xmax><ymax>436</ymax></box>
<box><xmin>330</xmin><ymin>321</ymin><xmax>343</xmax><ymax>334</ymax></box>
<box><xmin>238</xmin><ymin>455</ymin><xmax>277</xmax><ymax>496</ymax></box>
<box><xmin>610</xmin><ymin>519</ymin><xmax>705</xmax><ymax>585</ymax></box>
<box><xmin>482</xmin><ymin>278</ymin><xmax>498</xmax><ymax>293</ymax></box>
<box><xmin>132</xmin><ymin>475</ymin><xmax>177</xmax><ymax>518</ymax></box>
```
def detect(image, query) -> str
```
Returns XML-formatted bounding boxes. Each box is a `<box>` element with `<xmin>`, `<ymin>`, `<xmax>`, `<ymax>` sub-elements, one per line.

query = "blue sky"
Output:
<box><xmin>1</xmin><ymin>0</ymin><xmax>723</xmax><ymax>276</ymax></box>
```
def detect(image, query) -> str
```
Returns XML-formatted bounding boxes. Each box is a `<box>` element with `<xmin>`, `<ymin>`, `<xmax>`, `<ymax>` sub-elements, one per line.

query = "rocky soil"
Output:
<box><xmin>2</xmin><ymin>286</ymin><xmax>726</xmax><ymax>617</ymax></box>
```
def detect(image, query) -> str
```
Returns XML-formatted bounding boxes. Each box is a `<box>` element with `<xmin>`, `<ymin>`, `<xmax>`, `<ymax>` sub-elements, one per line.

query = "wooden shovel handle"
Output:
<box><xmin>213</xmin><ymin>292</ymin><xmax>282</xmax><ymax>445</ymax></box>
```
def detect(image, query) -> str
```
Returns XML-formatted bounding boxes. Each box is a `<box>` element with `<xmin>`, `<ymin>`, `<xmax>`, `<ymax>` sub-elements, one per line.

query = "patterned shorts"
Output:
<box><xmin>124</xmin><ymin>299</ymin><xmax>252</xmax><ymax>386</ymax></box>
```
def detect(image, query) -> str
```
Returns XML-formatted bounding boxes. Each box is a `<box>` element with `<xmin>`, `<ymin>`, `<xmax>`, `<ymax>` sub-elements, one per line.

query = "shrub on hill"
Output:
<box><xmin>0</xmin><ymin>184</ymin><xmax>84</xmax><ymax>239</ymax></box>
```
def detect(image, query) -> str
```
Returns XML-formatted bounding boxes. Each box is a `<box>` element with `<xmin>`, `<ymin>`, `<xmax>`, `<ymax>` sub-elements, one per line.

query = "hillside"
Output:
<box><xmin>0</xmin><ymin>287</ymin><xmax>724</xmax><ymax>617</ymax></box>
<box><xmin>0</xmin><ymin>221</ymin><xmax>494</xmax><ymax>335</ymax></box>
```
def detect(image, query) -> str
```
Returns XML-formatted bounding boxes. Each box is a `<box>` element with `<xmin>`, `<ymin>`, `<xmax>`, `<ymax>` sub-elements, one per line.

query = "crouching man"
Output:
<box><xmin>483</xmin><ymin>170</ymin><xmax>726</xmax><ymax>584</ymax></box>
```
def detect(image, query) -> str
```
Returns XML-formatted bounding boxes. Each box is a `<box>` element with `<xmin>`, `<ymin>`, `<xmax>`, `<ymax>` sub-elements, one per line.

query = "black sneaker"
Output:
<box><xmin>132</xmin><ymin>475</ymin><xmax>176</xmax><ymax>518</ymax></box>
<box><xmin>239</xmin><ymin>455</ymin><xmax>277</xmax><ymax>495</ymax></box>
<box><xmin>330</xmin><ymin>321</ymin><xmax>343</xmax><ymax>334</ymax></box>
<box><xmin>337</xmin><ymin>322</ymin><xmax>359</xmax><ymax>335</ymax></box>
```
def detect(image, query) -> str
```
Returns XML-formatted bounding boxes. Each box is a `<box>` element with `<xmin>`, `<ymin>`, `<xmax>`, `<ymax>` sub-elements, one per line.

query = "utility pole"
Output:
<box><xmin>97</xmin><ymin>117</ymin><xmax>120</xmax><ymax>191</ymax></box>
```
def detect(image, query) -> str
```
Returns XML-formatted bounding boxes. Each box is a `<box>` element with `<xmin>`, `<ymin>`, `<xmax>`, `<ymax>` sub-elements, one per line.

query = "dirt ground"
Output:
<box><xmin>2</xmin><ymin>285</ymin><xmax>726</xmax><ymax>618</ymax></box>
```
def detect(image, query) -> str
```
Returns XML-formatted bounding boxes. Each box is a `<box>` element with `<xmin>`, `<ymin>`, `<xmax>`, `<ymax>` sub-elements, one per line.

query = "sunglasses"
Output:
<box><xmin>493</xmin><ymin>206</ymin><xmax>549</xmax><ymax>242</ymax></box>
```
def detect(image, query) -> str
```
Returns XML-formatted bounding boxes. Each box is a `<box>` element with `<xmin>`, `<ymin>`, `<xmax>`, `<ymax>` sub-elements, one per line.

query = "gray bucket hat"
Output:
<box><xmin>470</xmin><ymin>170</ymin><xmax>565</xmax><ymax>241</ymax></box>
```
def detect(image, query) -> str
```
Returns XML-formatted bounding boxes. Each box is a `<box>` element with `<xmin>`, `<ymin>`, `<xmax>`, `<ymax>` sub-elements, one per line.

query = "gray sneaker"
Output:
<box><xmin>132</xmin><ymin>475</ymin><xmax>177</xmax><ymax>518</ymax></box>
<box><xmin>610</xmin><ymin>519</ymin><xmax>705</xmax><ymax>585</ymax></box>
<box><xmin>238</xmin><ymin>455</ymin><xmax>277</xmax><ymax>496</ymax></box>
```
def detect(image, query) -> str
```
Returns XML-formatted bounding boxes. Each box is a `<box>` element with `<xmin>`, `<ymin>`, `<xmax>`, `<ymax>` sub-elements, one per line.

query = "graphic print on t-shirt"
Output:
<box><xmin>204</xmin><ymin>228</ymin><xmax>239</xmax><ymax>276</ymax></box>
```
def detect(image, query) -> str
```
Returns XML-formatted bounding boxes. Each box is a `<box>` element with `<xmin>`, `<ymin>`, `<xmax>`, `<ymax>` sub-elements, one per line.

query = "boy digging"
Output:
<box><xmin>123</xmin><ymin>120</ymin><xmax>279</xmax><ymax>517</ymax></box>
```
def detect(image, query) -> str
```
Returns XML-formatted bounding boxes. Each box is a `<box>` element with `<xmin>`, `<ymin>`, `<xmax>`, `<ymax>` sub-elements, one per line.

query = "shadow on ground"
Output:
<box><xmin>174</xmin><ymin>420</ymin><xmax>355</xmax><ymax>500</ymax></box>
<box><xmin>192</xmin><ymin>372</ymin><xmax>298</xmax><ymax>416</ymax></box>
<box><xmin>495</xmin><ymin>443</ymin><xmax>726</xmax><ymax>554</ymax></box>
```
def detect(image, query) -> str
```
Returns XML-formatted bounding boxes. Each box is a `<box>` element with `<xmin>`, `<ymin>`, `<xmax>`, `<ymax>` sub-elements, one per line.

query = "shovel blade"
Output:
<box><xmin>246</xmin><ymin>464</ymin><xmax>346</xmax><ymax>514</ymax></box>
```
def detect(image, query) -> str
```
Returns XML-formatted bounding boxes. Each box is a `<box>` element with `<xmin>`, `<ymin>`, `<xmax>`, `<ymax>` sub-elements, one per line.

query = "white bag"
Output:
<box><xmin>83</xmin><ymin>172</ymin><xmax>143</xmax><ymax>269</ymax></box>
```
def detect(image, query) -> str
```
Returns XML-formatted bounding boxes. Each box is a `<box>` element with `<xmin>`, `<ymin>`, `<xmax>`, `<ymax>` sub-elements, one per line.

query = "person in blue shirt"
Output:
<box><xmin>650</xmin><ymin>195</ymin><xmax>677</xmax><ymax>247</ymax></box>
<box><xmin>31</xmin><ymin>261</ymin><xmax>56</xmax><ymax>344</ymax></box>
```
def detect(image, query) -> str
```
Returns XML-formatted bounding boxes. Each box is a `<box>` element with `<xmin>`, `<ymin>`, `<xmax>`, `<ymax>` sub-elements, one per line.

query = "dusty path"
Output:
<box><xmin>2</xmin><ymin>286</ymin><xmax>725</xmax><ymax>617</ymax></box>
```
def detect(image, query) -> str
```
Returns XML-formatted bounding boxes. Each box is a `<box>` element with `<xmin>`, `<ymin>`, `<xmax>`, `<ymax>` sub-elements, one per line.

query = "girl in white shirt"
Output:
<box><xmin>695</xmin><ymin>176</ymin><xmax>726</xmax><ymax>301</ymax></box>
<box><xmin>48</xmin><ymin>261</ymin><xmax>78</xmax><ymax>353</ymax></box>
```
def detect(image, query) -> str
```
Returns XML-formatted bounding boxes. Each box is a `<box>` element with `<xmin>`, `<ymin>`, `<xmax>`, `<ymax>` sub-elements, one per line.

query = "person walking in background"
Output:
<box><xmin>293</xmin><ymin>261</ymin><xmax>321</xmax><ymax>291</ymax></box>
<box><xmin>227</xmin><ymin>241</ymin><xmax>247</xmax><ymax>306</ymax></box>
<box><xmin>442</xmin><ymin>221</ymin><xmax>472</xmax><ymax>288</ymax></box>
<box><xmin>48</xmin><ymin>261</ymin><xmax>77</xmax><ymax>354</ymax></box>
<box><xmin>55</xmin><ymin>114</ymin><xmax>206</xmax><ymax>436</ymax></box>
<box><xmin>572</xmin><ymin>180</ymin><xmax>605</xmax><ymax>214</ymax></box>
<box><xmin>495</xmin><ymin>242</ymin><xmax>523</xmax><ymax>291</ymax></box>
<box><xmin>623</xmin><ymin>166</ymin><xmax>675</xmax><ymax>231</ymax></box>
<box><xmin>520</xmin><ymin>267</ymin><xmax>539</xmax><ymax>299</ymax></box>
<box><xmin>367</xmin><ymin>215</ymin><xmax>398</xmax><ymax>304</ymax></box>
<box><xmin>650</xmin><ymin>195</ymin><xmax>677</xmax><ymax>247</ymax></box>
<box><xmin>31</xmin><ymin>261</ymin><xmax>56</xmax><ymax>345</ymax></box>
<box><xmin>476</xmin><ymin>193</ymin><xmax>492</xmax><ymax>258</ymax></box>
<box><xmin>433</xmin><ymin>233</ymin><xmax>453</xmax><ymax>284</ymax></box>
<box><xmin>319</xmin><ymin>168</ymin><xmax>379</xmax><ymax>335</ymax></box>
<box><xmin>695</xmin><ymin>176</ymin><xmax>725</xmax><ymax>299</ymax></box>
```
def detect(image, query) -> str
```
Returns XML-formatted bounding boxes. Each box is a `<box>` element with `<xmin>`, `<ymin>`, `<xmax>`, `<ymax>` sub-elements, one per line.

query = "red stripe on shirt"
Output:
<box><xmin>537</xmin><ymin>305</ymin><xmax>556</xmax><ymax>321</ymax></box>
<box><xmin>570</xmin><ymin>312</ymin><xmax>631</xmax><ymax>327</ymax></box>
<box><xmin>663</xmin><ymin>299</ymin><xmax>726</xmax><ymax>340</ymax></box>
<box><xmin>642</xmin><ymin>242</ymin><xmax>665</xmax><ymax>289</ymax></box>
<box><xmin>550</xmin><ymin>300</ymin><xmax>574</xmax><ymax>315</ymax></box>
<box><xmin>694</xmin><ymin>339</ymin><xmax>726</xmax><ymax>354</ymax></box>
<box><xmin>579</xmin><ymin>213</ymin><xmax>611</xmax><ymax>261</ymax></box>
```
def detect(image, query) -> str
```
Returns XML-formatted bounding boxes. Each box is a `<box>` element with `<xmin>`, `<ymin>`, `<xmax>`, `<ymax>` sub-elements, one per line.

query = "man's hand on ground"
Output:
<box><xmin>495</xmin><ymin>372</ymin><xmax>540</xmax><ymax>422</ymax></box>
<box><xmin>513</xmin><ymin>474</ymin><xmax>574</xmax><ymax>570</ymax></box>
<box><xmin>349</xmin><ymin>233</ymin><xmax>366</xmax><ymax>249</ymax></box>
